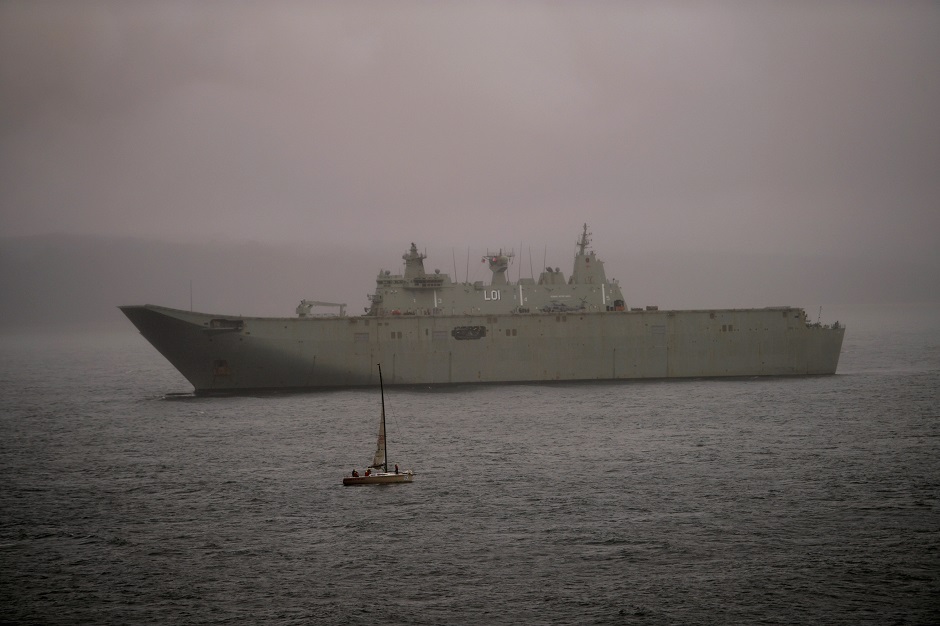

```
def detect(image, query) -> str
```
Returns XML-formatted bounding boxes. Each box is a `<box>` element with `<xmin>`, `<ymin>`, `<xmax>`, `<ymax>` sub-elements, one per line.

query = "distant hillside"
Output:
<box><xmin>1</xmin><ymin>235</ymin><xmax>937</xmax><ymax>332</ymax></box>
<box><xmin>0</xmin><ymin>235</ymin><xmax>388</xmax><ymax>332</ymax></box>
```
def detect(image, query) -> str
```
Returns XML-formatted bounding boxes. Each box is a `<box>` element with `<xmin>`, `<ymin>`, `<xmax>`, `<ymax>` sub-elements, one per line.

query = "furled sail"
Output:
<box><xmin>369</xmin><ymin>408</ymin><xmax>386</xmax><ymax>469</ymax></box>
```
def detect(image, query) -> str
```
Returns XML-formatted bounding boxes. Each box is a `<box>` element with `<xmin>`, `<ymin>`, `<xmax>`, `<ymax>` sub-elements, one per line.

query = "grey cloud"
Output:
<box><xmin>0</xmin><ymin>1</ymin><xmax>938</xmax><ymax>288</ymax></box>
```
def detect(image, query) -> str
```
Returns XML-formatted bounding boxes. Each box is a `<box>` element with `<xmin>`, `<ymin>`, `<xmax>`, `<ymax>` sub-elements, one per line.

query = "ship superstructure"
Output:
<box><xmin>366</xmin><ymin>225</ymin><xmax>624</xmax><ymax>317</ymax></box>
<box><xmin>120</xmin><ymin>224</ymin><xmax>845</xmax><ymax>393</ymax></box>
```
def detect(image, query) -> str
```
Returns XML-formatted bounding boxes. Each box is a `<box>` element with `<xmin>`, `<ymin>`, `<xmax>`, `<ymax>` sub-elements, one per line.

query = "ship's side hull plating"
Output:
<box><xmin>120</xmin><ymin>305</ymin><xmax>845</xmax><ymax>393</ymax></box>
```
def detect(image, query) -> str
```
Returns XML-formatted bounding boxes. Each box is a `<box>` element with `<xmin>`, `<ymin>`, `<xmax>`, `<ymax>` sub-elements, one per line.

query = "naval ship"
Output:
<box><xmin>120</xmin><ymin>224</ymin><xmax>845</xmax><ymax>393</ymax></box>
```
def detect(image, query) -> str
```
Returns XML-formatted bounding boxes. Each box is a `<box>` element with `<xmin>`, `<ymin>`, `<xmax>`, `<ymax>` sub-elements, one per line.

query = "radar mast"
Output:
<box><xmin>576</xmin><ymin>223</ymin><xmax>592</xmax><ymax>257</ymax></box>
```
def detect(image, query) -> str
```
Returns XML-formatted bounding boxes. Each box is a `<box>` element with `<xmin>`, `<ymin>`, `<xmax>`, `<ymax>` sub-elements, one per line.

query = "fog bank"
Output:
<box><xmin>1</xmin><ymin>235</ymin><xmax>936</xmax><ymax>333</ymax></box>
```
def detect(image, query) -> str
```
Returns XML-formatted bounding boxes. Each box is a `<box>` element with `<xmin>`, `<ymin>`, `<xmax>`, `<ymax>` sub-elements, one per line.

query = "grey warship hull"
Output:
<box><xmin>120</xmin><ymin>304</ymin><xmax>844</xmax><ymax>393</ymax></box>
<box><xmin>120</xmin><ymin>225</ymin><xmax>844</xmax><ymax>393</ymax></box>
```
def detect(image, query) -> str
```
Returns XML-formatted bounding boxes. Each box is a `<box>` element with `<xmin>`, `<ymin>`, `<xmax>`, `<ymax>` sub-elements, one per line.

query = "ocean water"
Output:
<box><xmin>1</xmin><ymin>303</ymin><xmax>938</xmax><ymax>625</ymax></box>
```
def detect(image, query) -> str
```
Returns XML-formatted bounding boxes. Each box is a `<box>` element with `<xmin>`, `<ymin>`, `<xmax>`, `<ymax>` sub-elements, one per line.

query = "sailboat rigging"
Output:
<box><xmin>342</xmin><ymin>364</ymin><xmax>414</xmax><ymax>486</ymax></box>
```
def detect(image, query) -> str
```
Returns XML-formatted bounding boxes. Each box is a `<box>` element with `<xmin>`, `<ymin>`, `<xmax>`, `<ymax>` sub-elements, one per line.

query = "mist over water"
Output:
<box><xmin>1</xmin><ymin>304</ymin><xmax>938</xmax><ymax>623</ymax></box>
<box><xmin>2</xmin><ymin>234</ymin><xmax>938</xmax><ymax>334</ymax></box>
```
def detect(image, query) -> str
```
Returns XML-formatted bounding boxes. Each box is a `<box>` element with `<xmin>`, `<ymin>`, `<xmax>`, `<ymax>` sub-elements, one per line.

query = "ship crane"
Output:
<box><xmin>296</xmin><ymin>299</ymin><xmax>347</xmax><ymax>317</ymax></box>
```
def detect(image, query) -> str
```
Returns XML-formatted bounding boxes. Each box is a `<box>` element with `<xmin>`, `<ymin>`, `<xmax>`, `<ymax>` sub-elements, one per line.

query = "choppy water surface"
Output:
<box><xmin>1</xmin><ymin>304</ymin><xmax>938</xmax><ymax>624</ymax></box>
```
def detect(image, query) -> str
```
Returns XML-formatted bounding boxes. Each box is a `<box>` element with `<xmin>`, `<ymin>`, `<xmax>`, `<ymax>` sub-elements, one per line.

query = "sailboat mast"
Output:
<box><xmin>378</xmin><ymin>364</ymin><xmax>388</xmax><ymax>472</ymax></box>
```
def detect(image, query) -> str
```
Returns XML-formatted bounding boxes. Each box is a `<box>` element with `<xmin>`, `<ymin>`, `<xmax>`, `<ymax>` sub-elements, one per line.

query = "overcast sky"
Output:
<box><xmin>2</xmin><ymin>1</ymin><xmax>939</xmax><ymax>270</ymax></box>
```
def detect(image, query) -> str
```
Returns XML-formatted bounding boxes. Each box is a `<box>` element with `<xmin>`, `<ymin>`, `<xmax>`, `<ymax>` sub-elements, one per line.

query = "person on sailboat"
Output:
<box><xmin>351</xmin><ymin>469</ymin><xmax>359</xmax><ymax>477</ymax></box>
<box><xmin>394</xmin><ymin>464</ymin><xmax>399</xmax><ymax>474</ymax></box>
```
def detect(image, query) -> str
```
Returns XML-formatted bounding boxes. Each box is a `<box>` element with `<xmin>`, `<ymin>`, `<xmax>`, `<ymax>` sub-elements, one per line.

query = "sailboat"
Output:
<box><xmin>342</xmin><ymin>365</ymin><xmax>414</xmax><ymax>486</ymax></box>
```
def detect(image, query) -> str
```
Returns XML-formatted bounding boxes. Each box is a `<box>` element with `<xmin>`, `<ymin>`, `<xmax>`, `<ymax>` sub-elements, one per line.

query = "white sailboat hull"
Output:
<box><xmin>342</xmin><ymin>471</ymin><xmax>414</xmax><ymax>486</ymax></box>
